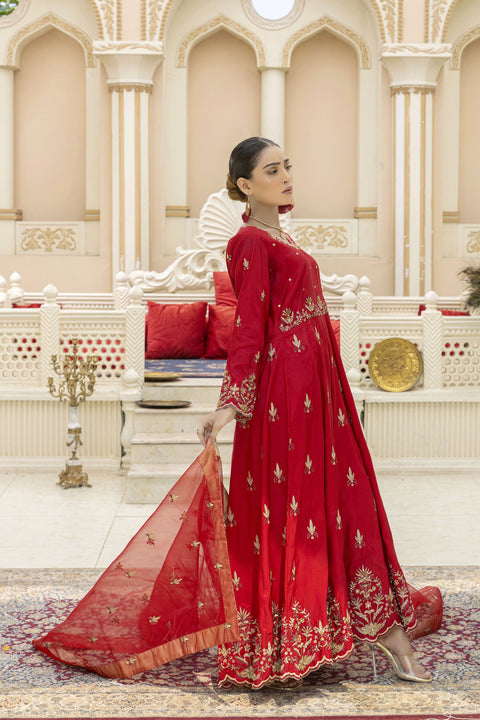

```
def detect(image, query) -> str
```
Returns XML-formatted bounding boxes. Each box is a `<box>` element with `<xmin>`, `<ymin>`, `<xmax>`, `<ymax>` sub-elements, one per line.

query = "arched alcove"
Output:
<box><xmin>187</xmin><ymin>29</ymin><xmax>261</xmax><ymax>217</ymax></box>
<box><xmin>285</xmin><ymin>30</ymin><xmax>358</xmax><ymax>218</ymax></box>
<box><xmin>14</xmin><ymin>28</ymin><xmax>86</xmax><ymax>220</ymax></box>
<box><xmin>458</xmin><ymin>37</ymin><xmax>480</xmax><ymax>223</ymax></box>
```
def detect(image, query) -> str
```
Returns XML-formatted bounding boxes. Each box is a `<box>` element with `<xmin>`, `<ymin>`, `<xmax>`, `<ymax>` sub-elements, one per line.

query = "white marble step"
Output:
<box><xmin>130</xmin><ymin>432</ymin><xmax>233</xmax><ymax>465</ymax></box>
<box><xmin>133</xmin><ymin>404</ymin><xmax>234</xmax><ymax>437</ymax></box>
<box><xmin>126</xmin><ymin>462</ymin><xmax>231</xmax><ymax>504</ymax></box>
<box><xmin>143</xmin><ymin>378</ymin><xmax>222</xmax><ymax>404</ymax></box>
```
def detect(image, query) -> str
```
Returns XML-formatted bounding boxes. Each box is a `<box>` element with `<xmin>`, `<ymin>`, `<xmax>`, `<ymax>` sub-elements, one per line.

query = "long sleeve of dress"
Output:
<box><xmin>217</xmin><ymin>230</ymin><xmax>270</xmax><ymax>419</ymax></box>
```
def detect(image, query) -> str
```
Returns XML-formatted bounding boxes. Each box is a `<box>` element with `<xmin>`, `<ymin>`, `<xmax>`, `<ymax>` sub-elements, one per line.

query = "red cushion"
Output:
<box><xmin>12</xmin><ymin>302</ymin><xmax>42</xmax><ymax>308</ymax></box>
<box><xmin>330</xmin><ymin>319</ymin><xmax>341</xmax><ymax>348</ymax></box>
<box><xmin>204</xmin><ymin>304</ymin><xmax>236</xmax><ymax>358</ymax></box>
<box><xmin>213</xmin><ymin>271</ymin><xmax>237</xmax><ymax>307</ymax></box>
<box><xmin>418</xmin><ymin>304</ymin><xmax>469</xmax><ymax>316</ymax></box>
<box><xmin>145</xmin><ymin>301</ymin><xmax>207</xmax><ymax>359</ymax></box>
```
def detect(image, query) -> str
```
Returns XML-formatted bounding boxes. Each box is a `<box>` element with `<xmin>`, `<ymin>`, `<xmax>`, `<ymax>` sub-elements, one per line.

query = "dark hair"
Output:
<box><xmin>226</xmin><ymin>137</ymin><xmax>279</xmax><ymax>202</ymax></box>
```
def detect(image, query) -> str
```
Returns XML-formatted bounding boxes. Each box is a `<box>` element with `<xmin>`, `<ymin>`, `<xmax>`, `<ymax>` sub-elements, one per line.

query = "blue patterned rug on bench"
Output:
<box><xmin>144</xmin><ymin>358</ymin><xmax>227</xmax><ymax>378</ymax></box>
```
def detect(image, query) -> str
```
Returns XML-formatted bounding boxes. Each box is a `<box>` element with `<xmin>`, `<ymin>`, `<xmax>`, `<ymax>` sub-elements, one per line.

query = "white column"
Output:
<box><xmin>260</xmin><ymin>68</ymin><xmax>286</xmax><ymax>146</ymax></box>
<box><xmin>164</xmin><ymin>66</ymin><xmax>188</xmax><ymax>255</ymax></box>
<box><xmin>441</xmin><ymin>67</ymin><xmax>461</xmax><ymax>256</ymax></box>
<box><xmin>0</xmin><ymin>66</ymin><xmax>19</xmax><ymax>253</ymax></box>
<box><xmin>93</xmin><ymin>47</ymin><xmax>163</xmax><ymax>281</ymax></box>
<box><xmin>85</xmin><ymin>66</ymin><xmax>102</xmax><ymax>254</ymax></box>
<box><xmin>382</xmin><ymin>46</ymin><xmax>450</xmax><ymax>296</ymax></box>
<box><xmin>354</xmin><ymin>67</ymin><xmax>379</xmax><ymax>256</ymax></box>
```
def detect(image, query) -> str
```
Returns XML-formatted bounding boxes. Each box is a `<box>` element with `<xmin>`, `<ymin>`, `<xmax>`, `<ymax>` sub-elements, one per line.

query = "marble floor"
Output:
<box><xmin>0</xmin><ymin>469</ymin><xmax>479</xmax><ymax>568</ymax></box>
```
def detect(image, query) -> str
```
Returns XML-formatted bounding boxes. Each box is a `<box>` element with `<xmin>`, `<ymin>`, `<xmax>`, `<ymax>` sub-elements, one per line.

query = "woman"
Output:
<box><xmin>197</xmin><ymin>136</ymin><xmax>434</xmax><ymax>689</ymax></box>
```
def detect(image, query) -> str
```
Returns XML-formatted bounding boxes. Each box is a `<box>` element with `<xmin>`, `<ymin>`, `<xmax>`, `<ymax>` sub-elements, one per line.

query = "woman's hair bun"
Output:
<box><xmin>226</xmin><ymin>173</ymin><xmax>247</xmax><ymax>202</ymax></box>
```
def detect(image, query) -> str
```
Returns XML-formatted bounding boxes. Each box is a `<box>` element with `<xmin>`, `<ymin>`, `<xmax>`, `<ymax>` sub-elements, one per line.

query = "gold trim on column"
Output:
<box><xmin>419</xmin><ymin>91</ymin><xmax>426</xmax><ymax>296</ymax></box>
<box><xmin>84</xmin><ymin>209</ymin><xmax>100</xmax><ymax>221</ymax></box>
<box><xmin>0</xmin><ymin>208</ymin><xmax>22</xmax><ymax>220</ymax></box>
<box><xmin>443</xmin><ymin>211</ymin><xmax>460</xmax><ymax>223</ymax></box>
<box><xmin>108</xmin><ymin>83</ymin><xmax>153</xmax><ymax>94</ymax></box>
<box><xmin>391</xmin><ymin>85</ymin><xmax>436</xmax><ymax>95</ymax></box>
<box><xmin>166</xmin><ymin>206</ymin><xmax>190</xmax><ymax>217</ymax></box>
<box><xmin>119</xmin><ymin>90</ymin><xmax>125</xmax><ymax>264</ymax></box>
<box><xmin>135</xmin><ymin>90</ymin><xmax>141</xmax><ymax>265</ymax></box>
<box><xmin>354</xmin><ymin>207</ymin><xmax>377</xmax><ymax>219</ymax></box>
<box><xmin>404</xmin><ymin>91</ymin><xmax>410</xmax><ymax>296</ymax></box>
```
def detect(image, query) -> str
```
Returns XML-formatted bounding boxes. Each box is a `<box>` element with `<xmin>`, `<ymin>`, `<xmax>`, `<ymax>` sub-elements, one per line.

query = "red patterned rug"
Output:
<box><xmin>1</xmin><ymin>567</ymin><xmax>479</xmax><ymax>718</ymax></box>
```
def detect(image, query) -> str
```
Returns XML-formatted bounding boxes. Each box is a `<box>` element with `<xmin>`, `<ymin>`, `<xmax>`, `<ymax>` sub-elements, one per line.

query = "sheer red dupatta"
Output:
<box><xmin>408</xmin><ymin>584</ymin><xmax>443</xmax><ymax>640</ymax></box>
<box><xmin>34</xmin><ymin>440</ymin><xmax>239</xmax><ymax>678</ymax></box>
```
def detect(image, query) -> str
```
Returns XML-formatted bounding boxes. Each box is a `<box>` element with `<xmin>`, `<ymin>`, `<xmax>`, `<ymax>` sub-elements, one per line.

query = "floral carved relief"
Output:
<box><xmin>466</xmin><ymin>230</ymin><xmax>480</xmax><ymax>255</ymax></box>
<box><xmin>294</xmin><ymin>224</ymin><xmax>349</xmax><ymax>252</ymax></box>
<box><xmin>19</xmin><ymin>227</ymin><xmax>77</xmax><ymax>254</ymax></box>
<box><xmin>427</xmin><ymin>0</ymin><xmax>457</xmax><ymax>43</ymax></box>
<box><xmin>89</xmin><ymin>0</ymin><xmax>119</xmax><ymax>41</ymax></box>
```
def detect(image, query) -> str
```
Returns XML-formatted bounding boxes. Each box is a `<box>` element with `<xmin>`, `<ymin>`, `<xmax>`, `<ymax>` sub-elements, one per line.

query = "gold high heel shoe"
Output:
<box><xmin>372</xmin><ymin>641</ymin><xmax>432</xmax><ymax>683</ymax></box>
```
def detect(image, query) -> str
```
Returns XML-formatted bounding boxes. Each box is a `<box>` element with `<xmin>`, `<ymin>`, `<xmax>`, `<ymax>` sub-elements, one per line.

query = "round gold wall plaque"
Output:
<box><xmin>368</xmin><ymin>338</ymin><xmax>423</xmax><ymax>392</ymax></box>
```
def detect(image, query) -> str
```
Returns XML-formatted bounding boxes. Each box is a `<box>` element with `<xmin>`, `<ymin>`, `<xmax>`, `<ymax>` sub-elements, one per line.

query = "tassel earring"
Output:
<box><xmin>245</xmin><ymin>199</ymin><xmax>251</xmax><ymax>218</ymax></box>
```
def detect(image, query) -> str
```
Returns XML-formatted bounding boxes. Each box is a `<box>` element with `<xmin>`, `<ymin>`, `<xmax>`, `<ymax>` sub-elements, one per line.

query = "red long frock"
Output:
<box><xmin>33</xmin><ymin>225</ymin><xmax>440</xmax><ymax>684</ymax></box>
<box><xmin>215</xmin><ymin>226</ymin><xmax>418</xmax><ymax>688</ymax></box>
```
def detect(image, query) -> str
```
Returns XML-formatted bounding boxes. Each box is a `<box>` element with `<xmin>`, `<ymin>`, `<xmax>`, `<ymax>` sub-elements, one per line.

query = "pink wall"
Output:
<box><xmin>285</xmin><ymin>30</ymin><xmax>358</xmax><ymax>218</ymax></box>
<box><xmin>187</xmin><ymin>30</ymin><xmax>261</xmax><ymax>217</ymax></box>
<box><xmin>14</xmin><ymin>29</ymin><xmax>86</xmax><ymax>221</ymax></box>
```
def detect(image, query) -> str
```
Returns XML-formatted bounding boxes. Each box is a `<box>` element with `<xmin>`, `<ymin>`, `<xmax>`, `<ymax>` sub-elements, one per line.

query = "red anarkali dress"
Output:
<box><xmin>215</xmin><ymin>226</ymin><xmax>418</xmax><ymax>688</ymax></box>
<box><xmin>33</xmin><ymin>225</ymin><xmax>440</xmax><ymax>684</ymax></box>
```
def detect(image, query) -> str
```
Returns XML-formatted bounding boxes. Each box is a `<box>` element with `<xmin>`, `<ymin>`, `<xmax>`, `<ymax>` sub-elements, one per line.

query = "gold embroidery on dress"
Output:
<box><xmin>336</xmin><ymin>509</ymin><xmax>342</xmax><ymax>530</ymax></box>
<box><xmin>253</xmin><ymin>535</ymin><xmax>260</xmax><ymax>554</ymax></box>
<box><xmin>307</xmin><ymin>519</ymin><xmax>318</xmax><ymax>540</ymax></box>
<box><xmin>354</xmin><ymin>529</ymin><xmax>365</xmax><ymax>549</ymax></box>
<box><xmin>304</xmin><ymin>455</ymin><xmax>313</xmax><ymax>474</ymax></box>
<box><xmin>292</xmin><ymin>334</ymin><xmax>305</xmax><ymax>352</ymax></box>
<box><xmin>263</xmin><ymin>504</ymin><xmax>270</xmax><ymax>524</ymax></box>
<box><xmin>243</xmin><ymin>258</ymin><xmax>249</xmax><ymax>270</ymax></box>
<box><xmin>269</xmin><ymin>403</ymin><xmax>279</xmax><ymax>422</ymax></box>
<box><xmin>338</xmin><ymin>408</ymin><xmax>346</xmax><ymax>426</ymax></box>
<box><xmin>346</xmin><ymin>467</ymin><xmax>357</xmax><ymax>487</ymax></box>
<box><xmin>289</xmin><ymin>496</ymin><xmax>299</xmax><ymax>516</ymax></box>
<box><xmin>304</xmin><ymin>394</ymin><xmax>312</xmax><ymax>413</ymax></box>
<box><xmin>218</xmin><ymin>370</ymin><xmax>257</xmax><ymax>417</ymax></box>
<box><xmin>279</xmin><ymin>296</ymin><xmax>328</xmax><ymax>332</ymax></box>
<box><xmin>273</xmin><ymin>463</ymin><xmax>285</xmax><ymax>483</ymax></box>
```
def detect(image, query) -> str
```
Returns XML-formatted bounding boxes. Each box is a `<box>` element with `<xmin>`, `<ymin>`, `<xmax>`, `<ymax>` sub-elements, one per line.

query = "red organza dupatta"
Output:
<box><xmin>34</xmin><ymin>440</ymin><xmax>239</xmax><ymax>678</ymax></box>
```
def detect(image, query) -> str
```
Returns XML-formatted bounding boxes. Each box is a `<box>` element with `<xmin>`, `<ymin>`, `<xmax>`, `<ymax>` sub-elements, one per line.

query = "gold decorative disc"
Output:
<box><xmin>368</xmin><ymin>338</ymin><xmax>423</xmax><ymax>392</ymax></box>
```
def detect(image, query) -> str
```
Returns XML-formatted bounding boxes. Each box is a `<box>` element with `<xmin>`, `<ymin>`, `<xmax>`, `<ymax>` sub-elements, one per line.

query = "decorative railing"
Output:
<box><xmin>1</xmin><ymin>271</ymin><xmax>480</xmax><ymax>395</ymax></box>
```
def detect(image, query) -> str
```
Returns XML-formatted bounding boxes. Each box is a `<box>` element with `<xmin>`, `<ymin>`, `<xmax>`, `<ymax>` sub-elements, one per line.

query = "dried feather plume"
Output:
<box><xmin>459</xmin><ymin>264</ymin><xmax>480</xmax><ymax>310</ymax></box>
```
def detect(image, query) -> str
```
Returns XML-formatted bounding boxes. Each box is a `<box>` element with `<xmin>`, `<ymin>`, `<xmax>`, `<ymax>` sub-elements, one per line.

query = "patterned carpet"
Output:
<box><xmin>1</xmin><ymin>567</ymin><xmax>479</xmax><ymax>718</ymax></box>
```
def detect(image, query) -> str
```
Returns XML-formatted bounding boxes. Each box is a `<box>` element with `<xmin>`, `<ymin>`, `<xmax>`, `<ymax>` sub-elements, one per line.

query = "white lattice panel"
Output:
<box><xmin>0</xmin><ymin>317</ymin><xmax>41</xmax><ymax>383</ymax></box>
<box><xmin>59</xmin><ymin>316</ymin><xmax>127</xmax><ymax>383</ymax></box>
<box><xmin>358</xmin><ymin>324</ymin><xmax>423</xmax><ymax>388</ymax></box>
<box><xmin>442</xmin><ymin>337</ymin><xmax>480</xmax><ymax>386</ymax></box>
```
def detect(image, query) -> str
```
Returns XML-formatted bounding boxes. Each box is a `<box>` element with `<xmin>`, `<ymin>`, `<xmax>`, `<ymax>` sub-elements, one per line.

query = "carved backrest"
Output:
<box><xmin>129</xmin><ymin>188</ymin><xmax>359</xmax><ymax>295</ymax></box>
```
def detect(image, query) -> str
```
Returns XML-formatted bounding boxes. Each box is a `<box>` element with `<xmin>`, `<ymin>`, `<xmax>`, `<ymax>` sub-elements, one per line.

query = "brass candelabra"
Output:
<box><xmin>48</xmin><ymin>338</ymin><xmax>98</xmax><ymax>488</ymax></box>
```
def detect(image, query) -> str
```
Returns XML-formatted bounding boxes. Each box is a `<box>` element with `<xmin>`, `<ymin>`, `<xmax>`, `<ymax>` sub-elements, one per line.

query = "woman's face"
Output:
<box><xmin>237</xmin><ymin>145</ymin><xmax>293</xmax><ymax>209</ymax></box>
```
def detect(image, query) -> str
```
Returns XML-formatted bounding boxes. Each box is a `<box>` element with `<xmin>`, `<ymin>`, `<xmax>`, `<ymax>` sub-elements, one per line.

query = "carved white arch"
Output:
<box><xmin>6</xmin><ymin>12</ymin><xmax>96</xmax><ymax>68</ymax></box>
<box><xmin>451</xmin><ymin>25</ymin><xmax>480</xmax><ymax>69</ymax></box>
<box><xmin>88</xmin><ymin>0</ymin><xmax>121</xmax><ymax>41</ymax></box>
<box><xmin>281</xmin><ymin>15</ymin><xmax>372</xmax><ymax>69</ymax></box>
<box><xmin>148</xmin><ymin>0</ymin><xmax>396</xmax><ymax>44</ymax></box>
<box><xmin>176</xmin><ymin>14</ymin><xmax>265</xmax><ymax>68</ymax></box>
<box><xmin>426</xmin><ymin>0</ymin><xmax>459</xmax><ymax>43</ymax></box>
<box><xmin>128</xmin><ymin>188</ymin><xmax>359</xmax><ymax>295</ymax></box>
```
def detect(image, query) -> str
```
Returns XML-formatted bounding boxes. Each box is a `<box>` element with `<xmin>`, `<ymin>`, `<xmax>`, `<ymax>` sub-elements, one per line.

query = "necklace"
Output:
<box><xmin>248</xmin><ymin>214</ymin><xmax>290</xmax><ymax>242</ymax></box>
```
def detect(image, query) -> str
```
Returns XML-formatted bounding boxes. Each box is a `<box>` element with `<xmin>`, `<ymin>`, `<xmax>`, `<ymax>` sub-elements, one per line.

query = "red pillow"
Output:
<box><xmin>204</xmin><ymin>304</ymin><xmax>236</xmax><ymax>358</ymax></box>
<box><xmin>418</xmin><ymin>304</ymin><xmax>469</xmax><ymax>316</ymax></box>
<box><xmin>330</xmin><ymin>319</ymin><xmax>341</xmax><ymax>349</ymax></box>
<box><xmin>145</xmin><ymin>301</ymin><xmax>207</xmax><ymax>359</ymax></box>
<box><xmin>213</xmin><ymin>271</ymin><xmax>237</xmax><ymax>307</ymax></box>
<box><xmin>12</xmin><ymin>302</ymin><xmax>42</xmax><ymax>308</ymax></box>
